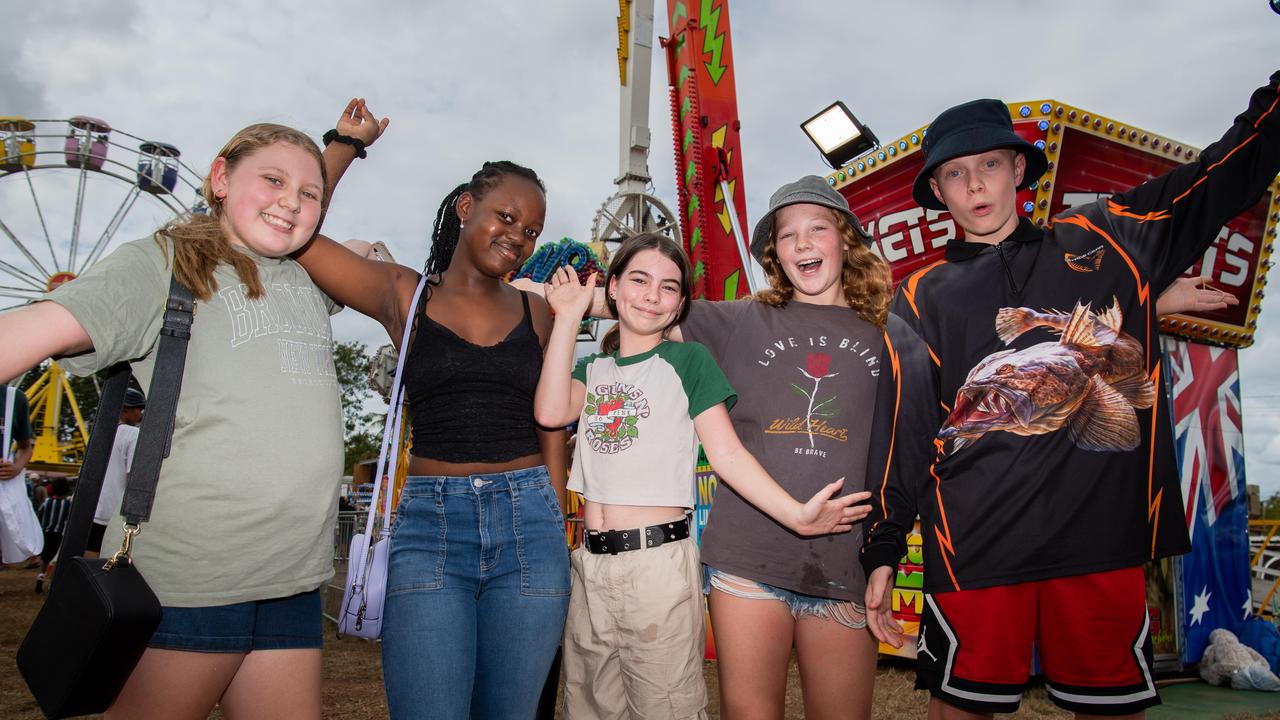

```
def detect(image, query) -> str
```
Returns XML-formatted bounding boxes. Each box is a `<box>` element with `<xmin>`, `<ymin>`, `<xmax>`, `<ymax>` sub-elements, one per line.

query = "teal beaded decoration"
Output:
<box><xmin>512</xmin><ymin>237</ymin><xmax>605</xmax><ymax>286</ymax></box>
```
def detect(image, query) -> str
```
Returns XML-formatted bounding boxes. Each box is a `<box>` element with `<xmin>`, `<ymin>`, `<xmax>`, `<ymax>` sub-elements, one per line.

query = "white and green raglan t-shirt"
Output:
<box><xmin>569</xmin><ymin>340</ymin><xmax>736</xmax><ymax>509</ymax></box>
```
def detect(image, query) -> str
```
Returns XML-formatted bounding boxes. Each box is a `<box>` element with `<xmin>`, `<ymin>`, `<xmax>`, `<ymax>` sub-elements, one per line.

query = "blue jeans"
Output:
<box><xmin>381</xmin><ymin>466</ymin><xmax>570</xmax><ymax>719</ymax></box>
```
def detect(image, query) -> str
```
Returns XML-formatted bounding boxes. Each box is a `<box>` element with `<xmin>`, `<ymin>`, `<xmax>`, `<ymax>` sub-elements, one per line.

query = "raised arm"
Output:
<box><xmin>0</xmin><ymin>303</ymin><xmax>92</xmax><ymax>384</ymax></box>
<box><xmin>322</xmin><ymin>98</ymin><xmax>389</xmax><ymax>206</ymax></box>
<box><xmin>533</xmin><ymin>268</ymin><xmax>595</xmax><ymax>428</ymax></box>
<box><xmin>1100</xmin><ymin>70</ymin><xmax>1280</xmax><ymax>292</ymax></box>
<box><xmin>526</xmin><ymin>288</ymin><xmax>569</xmax><ymax>510</ymax></box>
<box><xmin>695</xmin><ymin>403</ymin><xmax>869</xmax><ymax>536</ymax></box>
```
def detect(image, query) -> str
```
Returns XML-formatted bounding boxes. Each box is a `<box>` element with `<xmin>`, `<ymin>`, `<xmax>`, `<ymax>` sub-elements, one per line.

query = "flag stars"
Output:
<box><xmin>1190</xmin><ymin>585</ymin><xmax>1212</xmax><ymax>626</ymax></box>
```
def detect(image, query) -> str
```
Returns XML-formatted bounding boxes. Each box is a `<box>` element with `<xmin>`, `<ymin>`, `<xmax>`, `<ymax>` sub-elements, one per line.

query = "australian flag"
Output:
<box><xmin>1162</xmin><ymin>337</ymin><xmax>1254</xmax><ymax>664</ymax></box>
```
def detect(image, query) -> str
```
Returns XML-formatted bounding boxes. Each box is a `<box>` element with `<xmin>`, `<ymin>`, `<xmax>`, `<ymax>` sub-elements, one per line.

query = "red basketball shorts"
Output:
<box><xmin>914</xmin><ymin>566</ymin><xmax>1158</xmax><ymax>715</ymax></box>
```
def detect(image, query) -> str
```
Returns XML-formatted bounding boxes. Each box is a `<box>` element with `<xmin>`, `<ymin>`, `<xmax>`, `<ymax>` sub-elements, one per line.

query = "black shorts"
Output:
<box><xmin>40</xmin><ymin>531</ymin><xmax>62</xmax><ymax>564</ymax></box>
<box><xmin>86</xmin><ymin>522</ymin><xmax>107</xmax><ymax>554</ymax></box>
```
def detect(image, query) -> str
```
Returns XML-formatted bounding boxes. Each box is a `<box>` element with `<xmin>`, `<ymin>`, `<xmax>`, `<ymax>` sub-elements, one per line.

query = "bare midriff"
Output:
<box><xmin>583</xmin><ymin>500</ymin><xmax>688</xmax><ymax>532</ymax></box>
<box><xmin>408</xmin><ymin>451</ymin><xmax>544</xmax><ymax>478</ymax></box>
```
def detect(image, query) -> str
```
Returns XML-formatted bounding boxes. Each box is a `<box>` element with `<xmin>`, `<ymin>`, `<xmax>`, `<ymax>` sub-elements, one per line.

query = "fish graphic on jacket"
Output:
<box><xmin>938</xmin><ymin>298</ymin><xmax>1155</xmax><ymax>454</ymax></box>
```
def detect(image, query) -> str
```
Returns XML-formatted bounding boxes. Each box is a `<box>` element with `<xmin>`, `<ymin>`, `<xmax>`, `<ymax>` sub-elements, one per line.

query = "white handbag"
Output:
<box><xmin>337</xmin><ymin>277</ymin><xmax>427</xmax><ymax>639</ymax></box>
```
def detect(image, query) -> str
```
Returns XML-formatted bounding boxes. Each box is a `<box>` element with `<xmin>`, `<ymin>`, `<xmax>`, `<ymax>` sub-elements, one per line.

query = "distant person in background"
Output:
<box><xmin>0</xmin><ymin>384</ymin><xmax>34</xmax><ymax>484</ymax></box>
<box><xmin>35</xmin><ymin>476</ymin><xmax>72</xmax><ymax>593</ymax></box>
<box><xmin>1</xmin><ymin>384</ymin><xmax>41</xmax><ymax>566</ymax></box>
<box><xmin>87</xmin><ymin>387</ymin><xmax>146</xmax><ymax>557</ymax></box>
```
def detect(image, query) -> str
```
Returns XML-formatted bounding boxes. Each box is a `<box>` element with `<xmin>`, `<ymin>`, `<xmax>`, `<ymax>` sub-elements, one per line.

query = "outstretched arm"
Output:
<box><xmin>294</xmin><ymin>235</ymin><xmax>420</xmax><ymax>341</ymax></box>
<box><xmin>695</xmin><ymin>403</ymin><xmax>871</xmax><ymax>536</ymax></box>
<box><xmin>0</xmin><ymin>303</ymin><xmax>92</xmax><ymax>384</ymax></box>
<box><xmin>1156</xmin><ymin>275</ymin><xmax>1239</xmax><ymax>316</ymax></box>
<box><xmin>512</xmin><ymin>267</ymin><xmax>614</xmax><ymax>321</ymax></box>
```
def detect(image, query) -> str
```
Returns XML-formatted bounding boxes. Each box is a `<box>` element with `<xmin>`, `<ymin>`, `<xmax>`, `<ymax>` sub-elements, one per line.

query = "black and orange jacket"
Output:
<box><xmin>861</xmin><ymin>71</ymin><xmax>1280</xmax><ymax>593</ymax></box>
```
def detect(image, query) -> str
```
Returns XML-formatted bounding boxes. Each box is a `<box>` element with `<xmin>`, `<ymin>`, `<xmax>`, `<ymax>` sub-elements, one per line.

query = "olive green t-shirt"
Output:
<box><xmin>47</xmin><ymin>236</ymin><xmax>343</xmax><ymax>607</ymax></box>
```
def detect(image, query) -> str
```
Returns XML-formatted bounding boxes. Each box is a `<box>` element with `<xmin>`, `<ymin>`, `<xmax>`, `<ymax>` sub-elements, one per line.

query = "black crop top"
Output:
<box><xmin>403</xmin><ymin>290</ymin><xmax>544</xmax><ymax>463</ymax></box>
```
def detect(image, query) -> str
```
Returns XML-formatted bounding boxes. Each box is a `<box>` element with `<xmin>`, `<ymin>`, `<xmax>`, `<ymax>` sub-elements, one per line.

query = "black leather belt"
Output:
<box><xmin>584</xmin><ymin>517</ymin><xmax>691</xmax><ymax>555</ymax></box>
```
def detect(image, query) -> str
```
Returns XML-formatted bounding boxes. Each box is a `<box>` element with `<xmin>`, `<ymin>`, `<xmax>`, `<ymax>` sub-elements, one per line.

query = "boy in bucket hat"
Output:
<box><xmin>862</xmin><ymin>73</ymin><xmax>1280</xmax><ymax>718</ymax></box>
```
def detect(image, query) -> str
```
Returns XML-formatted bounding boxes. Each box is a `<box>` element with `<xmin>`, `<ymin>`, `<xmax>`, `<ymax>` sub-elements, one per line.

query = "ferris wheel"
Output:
<box><xmin>0</xmin><ymin>115</ymin><xmax>204</xmax><ymax>473</ymax></box>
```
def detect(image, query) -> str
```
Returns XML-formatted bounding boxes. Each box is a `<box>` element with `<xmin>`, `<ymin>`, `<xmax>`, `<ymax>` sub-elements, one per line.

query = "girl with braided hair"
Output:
<box><xmin>297</xmin><ymin>153</ymin><xmax>569</xmax><ymax>719</ymax></box>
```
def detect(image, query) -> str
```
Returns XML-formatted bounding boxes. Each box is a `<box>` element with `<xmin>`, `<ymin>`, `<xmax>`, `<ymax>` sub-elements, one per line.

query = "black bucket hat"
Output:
<box><xmin>750</xmin><ymin>175</ymin><xmax>871</xmax><ymax>263</ymax></box>
<box><xmin>911</xmin><ymin>99</ymin><xmax>1048</xmax><ymax>211</ymax></box>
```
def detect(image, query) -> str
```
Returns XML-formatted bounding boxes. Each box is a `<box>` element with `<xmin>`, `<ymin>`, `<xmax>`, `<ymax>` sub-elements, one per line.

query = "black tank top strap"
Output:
<box><xmin>519</xmin><ymin>289</ymin><xmax>536</xmax><ymax>334</ymax></box>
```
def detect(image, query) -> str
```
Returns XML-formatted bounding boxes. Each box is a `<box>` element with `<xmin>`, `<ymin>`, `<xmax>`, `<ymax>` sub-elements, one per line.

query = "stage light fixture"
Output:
<box><xmin>801</xmin><ymin>101</ymin><xmax>880</xmax><ymax>169</ymax></box>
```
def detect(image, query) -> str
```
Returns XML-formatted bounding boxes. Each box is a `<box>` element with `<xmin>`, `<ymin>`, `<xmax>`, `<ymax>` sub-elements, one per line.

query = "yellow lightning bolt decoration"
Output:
<box><xmin>710</xmin><ymin>125</ymin><xmax>735</xmax><ymax>234</ymax></box>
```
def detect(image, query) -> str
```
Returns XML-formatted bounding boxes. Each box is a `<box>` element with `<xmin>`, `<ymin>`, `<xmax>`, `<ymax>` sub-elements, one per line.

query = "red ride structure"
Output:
<box><xmin>662</xmin><ymin>0</ymin><xmax>752</xmax><ymax>301</ymax></box>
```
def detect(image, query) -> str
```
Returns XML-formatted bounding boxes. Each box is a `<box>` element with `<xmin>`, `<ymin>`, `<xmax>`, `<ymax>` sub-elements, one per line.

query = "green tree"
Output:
<box><xmin>333</xmin><ymin>340</ymin><xmax>383</xmax><ymax>475</ymax></box>
<box><xmin>1264</xmin><ymin>492</ymin><xmax>1280</xmax><ymax>520</ymax></box>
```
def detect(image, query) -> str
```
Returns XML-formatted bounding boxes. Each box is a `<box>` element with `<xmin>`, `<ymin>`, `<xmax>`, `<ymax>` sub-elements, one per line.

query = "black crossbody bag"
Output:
<box><xmin>17</xmin><ymin>275</ymin><xmax>194</xmax><ymax>719</ymax></box>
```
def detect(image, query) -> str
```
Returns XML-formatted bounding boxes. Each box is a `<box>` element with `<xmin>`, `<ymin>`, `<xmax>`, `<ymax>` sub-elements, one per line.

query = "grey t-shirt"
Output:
<box><xmin>682</xmin><ymin>299</ymin><xmax>881</xmax><ymax>600</ymax></box>
<box><xmin>47</xmin><ymin>236</ymin><xmax>343</xmax><ymax>607</ymax></box>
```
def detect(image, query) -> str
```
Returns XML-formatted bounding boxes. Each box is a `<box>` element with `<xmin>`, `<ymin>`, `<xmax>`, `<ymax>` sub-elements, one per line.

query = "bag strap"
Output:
<box><xmin>122</xmin><ymin>276</ymin><xmax>194</xmax><ymax>525</ymax></box>
<box><xmin>56</xmin><ymin>275</ymin><xmax>194</xmax><ymax>563</ymax></box>
<box><xmin>361</xmin><ymin>275</ymin><xmax>428</xmax><ymax>539</ymax></box>
<box><xmin>58</xmin><ymin>365</ymin><xmax>131</xmax><ymax>562</ymax></box>
<box><xmin>2</xmin><ymin>386</ymin><xmax>13</xmax><ymax>463</ymax></box>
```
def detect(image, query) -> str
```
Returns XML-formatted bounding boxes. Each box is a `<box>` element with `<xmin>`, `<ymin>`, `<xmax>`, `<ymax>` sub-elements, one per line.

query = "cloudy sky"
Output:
<box><xmin>4</xmin><ymin>1</ymin><xmax>1280</xmax><ymax>494</ymax></box>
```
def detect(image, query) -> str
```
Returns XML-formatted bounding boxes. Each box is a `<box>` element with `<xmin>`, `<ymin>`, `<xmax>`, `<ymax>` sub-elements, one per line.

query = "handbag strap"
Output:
<box><xmin>2</xmin><ymin>386</ymin><xmax>13</xmax><ymax>462</ymax></box>
<box><xmin>57</xmin><ymin>275</ymin><xmax>193</xmax><ymax>561</ymax></box>
<box><xmin>121</xmin><ymin>276</ymin><xmax>194</xmax><ymax>525</ymax></box>
<box><xmin>361</xmin><ymin>276</ymin><xmax>428</xmax><ymax>539</ymax></box>
<box><xmin>58</xmin><ymin>365</ymin><xmax>131</xmax><ymax>562</ymax></box>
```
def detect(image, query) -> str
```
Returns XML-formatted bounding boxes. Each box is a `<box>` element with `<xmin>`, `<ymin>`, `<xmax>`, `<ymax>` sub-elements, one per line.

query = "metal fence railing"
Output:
<box><xmin>324</xmin><ymin>510</ymin><xmax>360</xmax><ymax>624</ymax></box>
<box><xmin>1249</xmin><ymin>519</ymin><xmax>1280</xmax><ymax>618</ymax></box>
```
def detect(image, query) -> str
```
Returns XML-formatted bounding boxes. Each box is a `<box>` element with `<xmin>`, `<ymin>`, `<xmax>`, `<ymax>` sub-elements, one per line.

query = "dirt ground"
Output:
<box><xmin>0</xmin><ymin>566</ymin><xmax>1274</xmax><ymax>719</ymax></box>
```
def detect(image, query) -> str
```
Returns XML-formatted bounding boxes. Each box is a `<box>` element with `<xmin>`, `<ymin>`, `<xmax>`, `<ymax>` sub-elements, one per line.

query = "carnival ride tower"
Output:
<box><xmin>591</xmin><ymin>0</ymin><xmax>680</xmax><ymax>252</ymax></box>
<box><xmin>661</xmin><ymin>0</ymin><xmax>754</xmax><ymax>300</ymax></box>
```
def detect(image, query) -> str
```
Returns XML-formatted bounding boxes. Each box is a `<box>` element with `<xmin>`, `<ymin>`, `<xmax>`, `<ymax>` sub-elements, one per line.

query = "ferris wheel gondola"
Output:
<box><xmin>0</xmin><ymin>115</ymin><xmax>203</xmax><ymax>472</ymax></box>
<box><xmin>0</xmin><ymin>116</ymin><xmax>203</xmax><ymax>309</ymax></box>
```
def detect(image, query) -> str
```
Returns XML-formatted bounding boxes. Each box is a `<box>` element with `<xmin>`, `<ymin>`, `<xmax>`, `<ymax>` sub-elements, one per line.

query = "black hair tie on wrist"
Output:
<box><xmin>322</xmin><ymin>129</ymin><xmax>367</xmax><ymax>159</ymax></box>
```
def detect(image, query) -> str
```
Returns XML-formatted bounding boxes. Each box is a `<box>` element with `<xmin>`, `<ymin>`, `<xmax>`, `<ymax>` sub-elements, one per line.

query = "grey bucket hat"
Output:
<box><xmin>750</xmin><ymin>175</ymin><xmax>872</xmax><ymax>263</ymax></box>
